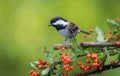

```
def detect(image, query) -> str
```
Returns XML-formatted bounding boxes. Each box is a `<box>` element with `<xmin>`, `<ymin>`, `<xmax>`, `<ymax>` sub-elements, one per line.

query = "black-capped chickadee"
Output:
<box><xmin>49</xmin><ymin>17</ymin><xmax>89</xmax><ymax>40</ymax></box>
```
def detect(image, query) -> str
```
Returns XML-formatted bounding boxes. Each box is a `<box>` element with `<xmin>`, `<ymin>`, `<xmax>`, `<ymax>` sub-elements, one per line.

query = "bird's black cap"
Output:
<box><xmin>50</xmin><ymin>16</ymin><xmax>67</xmax><ymax>24</ymax></box>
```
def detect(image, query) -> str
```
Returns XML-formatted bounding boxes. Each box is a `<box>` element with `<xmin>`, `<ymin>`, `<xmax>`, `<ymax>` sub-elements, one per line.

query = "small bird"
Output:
<box><xmin>49</xmin><ymin>16</ymin><xmax>89</xmax><ymax>40</ymax></box>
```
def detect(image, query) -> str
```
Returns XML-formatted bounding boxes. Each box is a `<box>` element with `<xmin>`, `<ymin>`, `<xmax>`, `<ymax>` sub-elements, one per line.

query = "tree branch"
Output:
<box><xmin>54</xmin><ymin>42</ymin><xmax>117</xmax><ymax>50</ymax></box>
<box><xmin>74</xmin><ymin>62</ymin><xmax>120</xmax><ymax>76</ymax></box>
<box><xmin>53</xmin><ymin>42</ymin><xmax>120</xmax><ymax>76</ymax></box>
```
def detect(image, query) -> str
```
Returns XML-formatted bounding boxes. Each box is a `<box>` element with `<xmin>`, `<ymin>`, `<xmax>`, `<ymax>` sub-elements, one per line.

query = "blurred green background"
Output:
<box><xmin>0</xmin><ymin>0</ymin><xmax>120</xmax><ymax>76</ymax></box>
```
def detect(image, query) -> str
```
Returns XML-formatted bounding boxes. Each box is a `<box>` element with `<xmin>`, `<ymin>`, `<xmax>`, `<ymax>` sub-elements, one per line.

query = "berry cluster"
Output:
<box><xmin>61</xmin><ymin>54</ymin><xmax>73</xmax><ymax>72</ymax></box>
<box><xmin>84</xmin><ymin>28</ymin><xmax>120</xmax><ymax>41</ymax></box>
<box><xmin>83</xmin><ymin>29</ymin><xmax>94</xmax><ymax>39</ymax></box>
<box><xmin>107</xmin><ymin>30</ymin><xmax>120</xmax><ymax>41</ymax></box>
<box><xmin>61</xmin><ymin>54</ymin><xmax>72</xmax><ymax>65</ymax></box>
<box><xmin>78</xmin><ymin>53</ymin><xmax>102</xmax><ymax>71</ymax></box>
<box><xmin>83</xmin><ymin>29</ymin><xmax>95</xmax><ymax>40</ymax></box>
<box><xmin>63</xmin><ymin>64</ymin><xmax>74</xmax><ymax>72</ymax></box>
<box><xmin>38</xmin><ymin>59</ymin><xmax>48</xmax><ymax>69</ymax></box>
<box><xmin>59</xmin><ymin>48</ymin><xmax>74</xmax><ymax>75</ymax></box>
<box><xmin>108</xmin><ymin>31</ymin><xmax>113</xmax><ymax>40</ymax></box>
<box><xmin>29</xmin><ymin>70</ymin><xmax>40</xmax><ymax>76</ymax></box>
<box><xmin>59</xmin><ymin>47</ymin><xmax>65</xmax><ymax>56</ymax></box>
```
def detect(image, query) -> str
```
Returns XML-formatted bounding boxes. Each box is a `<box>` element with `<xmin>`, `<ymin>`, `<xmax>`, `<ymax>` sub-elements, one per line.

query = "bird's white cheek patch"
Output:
<box><xmin>53</xmin><ymin>20</ymin><xmax>69</xmax><ymax>26</ymax></box>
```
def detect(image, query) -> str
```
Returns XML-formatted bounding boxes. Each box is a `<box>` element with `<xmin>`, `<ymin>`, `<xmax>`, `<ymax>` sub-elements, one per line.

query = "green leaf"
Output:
<box><xmin>56</xmin><ymin>70</ymin><xmax>63</xmax><ymax>76</ymax></box>
<box><xmin>46</xmin><ymin>57</ymin><xmax>54</xmax><ymax>64</ymax></box>
<box><xmin>42</xmin><ymin>68</ymin><xmax>51</xmax><ymax>76</ymax></box>
<box><xmin>100</xmin><ymin>54</ymin><xmax>107</xmax><ymax>66</ymax></box>
<box><xmin>109</xmin><ymin>50</ymin><xmax>118</xmax><ymax>56</ymax></box>
<box><xmin>33</xmin><ymin>61</ymin><xmax>38</xmax><ymax>64</ymax></box>
<box><xmin>107</xmin><ymin>19</ymin><xmax>120</xmax><ymax>32</ymax></box>
<box><xmin>71</xmin><ymin>52</ymin><xmax>81</xmax><ymax>61</ymax></box>
<box><xmin>70</xmin><ymin>37</ymin><xmax>80</xmax><ymax>53</ymax></box>
<box><xmin>107</xmin><ymin>19</ymin><xmax>120</xmax><ymax>26</ymax></box>
<box><xmin>96</xmin><ymin>73</ymin><xmax>102</xmax><ymax>76</ymax></box>
<box><xmin>44</xmin><ymin>50</ymin><xmax>55</xmax><ymax>64</ymax></box>
<box><xmin>118</xmin><ymin>53</ymin><xmax>120</xmax><ymax>62</ymax></box>
<box><xmin>30</xmin><ymin>62</ymin><xmax>38</xmax><ymax>69</ymax></box>
<box><xmin>95</xmin><ymin>26</ymin><xmax>105</xmax><ymax>42</ymax></box>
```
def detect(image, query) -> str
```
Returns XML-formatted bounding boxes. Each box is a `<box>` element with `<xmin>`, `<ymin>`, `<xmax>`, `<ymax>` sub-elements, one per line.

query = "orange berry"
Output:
<box><xmin>86</xmin><ymin>53</ymin><xmax>92</xmax><ymax>58</ymax></box>
<box><xmin>32</xmin><ymin>71</ymin><xmax>40</xmax><ymax>76</ymax></box>
<box><xmin>93</xmin><ymin>59</ymin><xmax>99</xmax><ymax>63</ymax></box>
<box><xmin>98</xmin><ymin>66</ymin><xmax>103</xmax><ymax>71</ymax></box>
<box><xmin>42</xmin><ymin>60</ymin><xmax>47</xmax><ymax>65</ymax></box>
<box><xmin>67</xmin><ymin>58</ymin><xmax>72</xmax><ymax>63</ymax></box>
<box><xmin>84</xmin><ymin>67</ymin><xmax>88</xmax><ymax>71</ymax></box>
<box><xmin>92</xmin><ymin>62</ymin><xmax>99</xmax><ymax>67</ymax></box>
<box><xmin>44</xmin><ymin>64</ymin><xmax>48</xmax><ymax>68</ymax></box>
<box><xmin>86</xmin><ymin>60</ymin><xmax>90</xmax><ymax>63</ymax></box>
<box><xmin>110</xmin><ymin>60</ymin><xmax>115</xmax><ymax>65</ymax></box>
<box><xmin>64</xmin><ymin>61</ymin><xmax>69</xmax><ymax>65</ymax></box>
<box><xmin>38</xmin><ymin>60</ymin><xmax>42</xmax><ymax>65</ymax></box>
<box><xmin>84</xmin><ymin>34</ymin><xmax>87</xmax><ymax>38</ymax></box>
<box><xmin>38</xmin><ymin>64</ymin><xmax>42</xmax><ymax>69</ymax></box>
<box><xmin>61</xmin><ymin>48</ymin><xmax>65</xmax><ymax>52</ymax></box>
<box><xmin>29</xmin><ymin>70</ymin><xmax>34</xmax><ymax>75</ymax></box>
<box><xmin>64</xmin><ymin>64</ymin><xmax>69</xmax><ymax>69</ymax></box>
<box><xmin>59</xmin><ymin>52</ymin><xmax>63</xmax><ymax>56</ymax></box>
<box><xmin>91</xmin><ymin>53</ymin><xmax>97</xmax><ymax>60</ymax></box>
<box><xmin>117</xmin><ymin>33</ymin><xmax>120</xmax><ymax>37</ymax></box>
<box><xmin>65</xmin><ymin>53</ymin><xmax>70</xmax><ymax>56</ymax></box>
<box><xmin>85</xmin><ymin>66</ymin><xmax>91</xmax><ymax>70</ymax></box>
<box><xmin>89</xmin><ymin>29</ymin><xmax>94</xmax><ymax>33</ymax></box>
<box><xmin>78</xmin><ymin>62</ymin><xmax>83</xmax><ymax>66</ymax></box>
<box><xmin>70</xmin><ymin>66</ymin><xmax>74</xmax><ymax>70</ymax></box>
<box><xmin>108</xmin><ymin>31</ymin><xmax>112</xmax><ymax>34</ymax></box>
<box><xmin>79</xmin><ymin>64</ymin><xmax>85</xmax><ymax>69</ymax></box>
<box><xmin>65</xmin><ymin>67</ymin><xmax>70</xmax><ymax>72</ymax></box>
<box><xmin>116</xmin><ymin>41</ymin><xmax>120</xmax><ymax>46</ymax></box>
<box><xmin>62</xmin><ymin>56</ymin><xmax>68</xmax><ymax>61</ymax></box>
<box><xmin>108</xmin><ymin>34</ymin><xmax>113</xmax><ymax>40</ymax></box>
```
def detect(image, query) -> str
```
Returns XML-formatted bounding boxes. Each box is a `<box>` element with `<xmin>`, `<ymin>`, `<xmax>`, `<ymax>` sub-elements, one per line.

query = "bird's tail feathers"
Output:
<box><xmin>80</xmin><ymin>30</ymin><xmax>90</xmax><ymax>35</ymax></box>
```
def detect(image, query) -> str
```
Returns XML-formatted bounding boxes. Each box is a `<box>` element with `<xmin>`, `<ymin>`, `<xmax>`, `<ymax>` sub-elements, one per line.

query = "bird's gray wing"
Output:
<box><xmin>68</xmin><ymin>22</ymin><xmax>79</xmax><ymax>35</ymax></box>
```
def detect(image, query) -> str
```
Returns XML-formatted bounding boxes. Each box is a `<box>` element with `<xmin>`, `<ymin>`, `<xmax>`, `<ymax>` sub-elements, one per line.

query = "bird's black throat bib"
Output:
<box><xmin>53</xmin><ymin>25</ymin><xmax>67</xmax><ymax>31</ymax></box>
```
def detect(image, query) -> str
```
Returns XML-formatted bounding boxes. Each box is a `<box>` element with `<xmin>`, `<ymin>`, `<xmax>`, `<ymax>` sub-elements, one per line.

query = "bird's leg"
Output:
<box><xmin>63</xmin><ymin>38</ymin><xmax>71</xmax><ymax>49</ymax></box>
<box><xmin>64</xmin><ymin>38</ymin><xmax>69</xmax><ymax>44</ymax></box>
<box><xmin>65</xmin><ymin>38</ymin><xmax>67</xmax><ymax>42</ymax></box>
<box><xmin>63</xmin><ymin>38</ymin><xmax>68</xmax><ymax>45</ymax></box>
